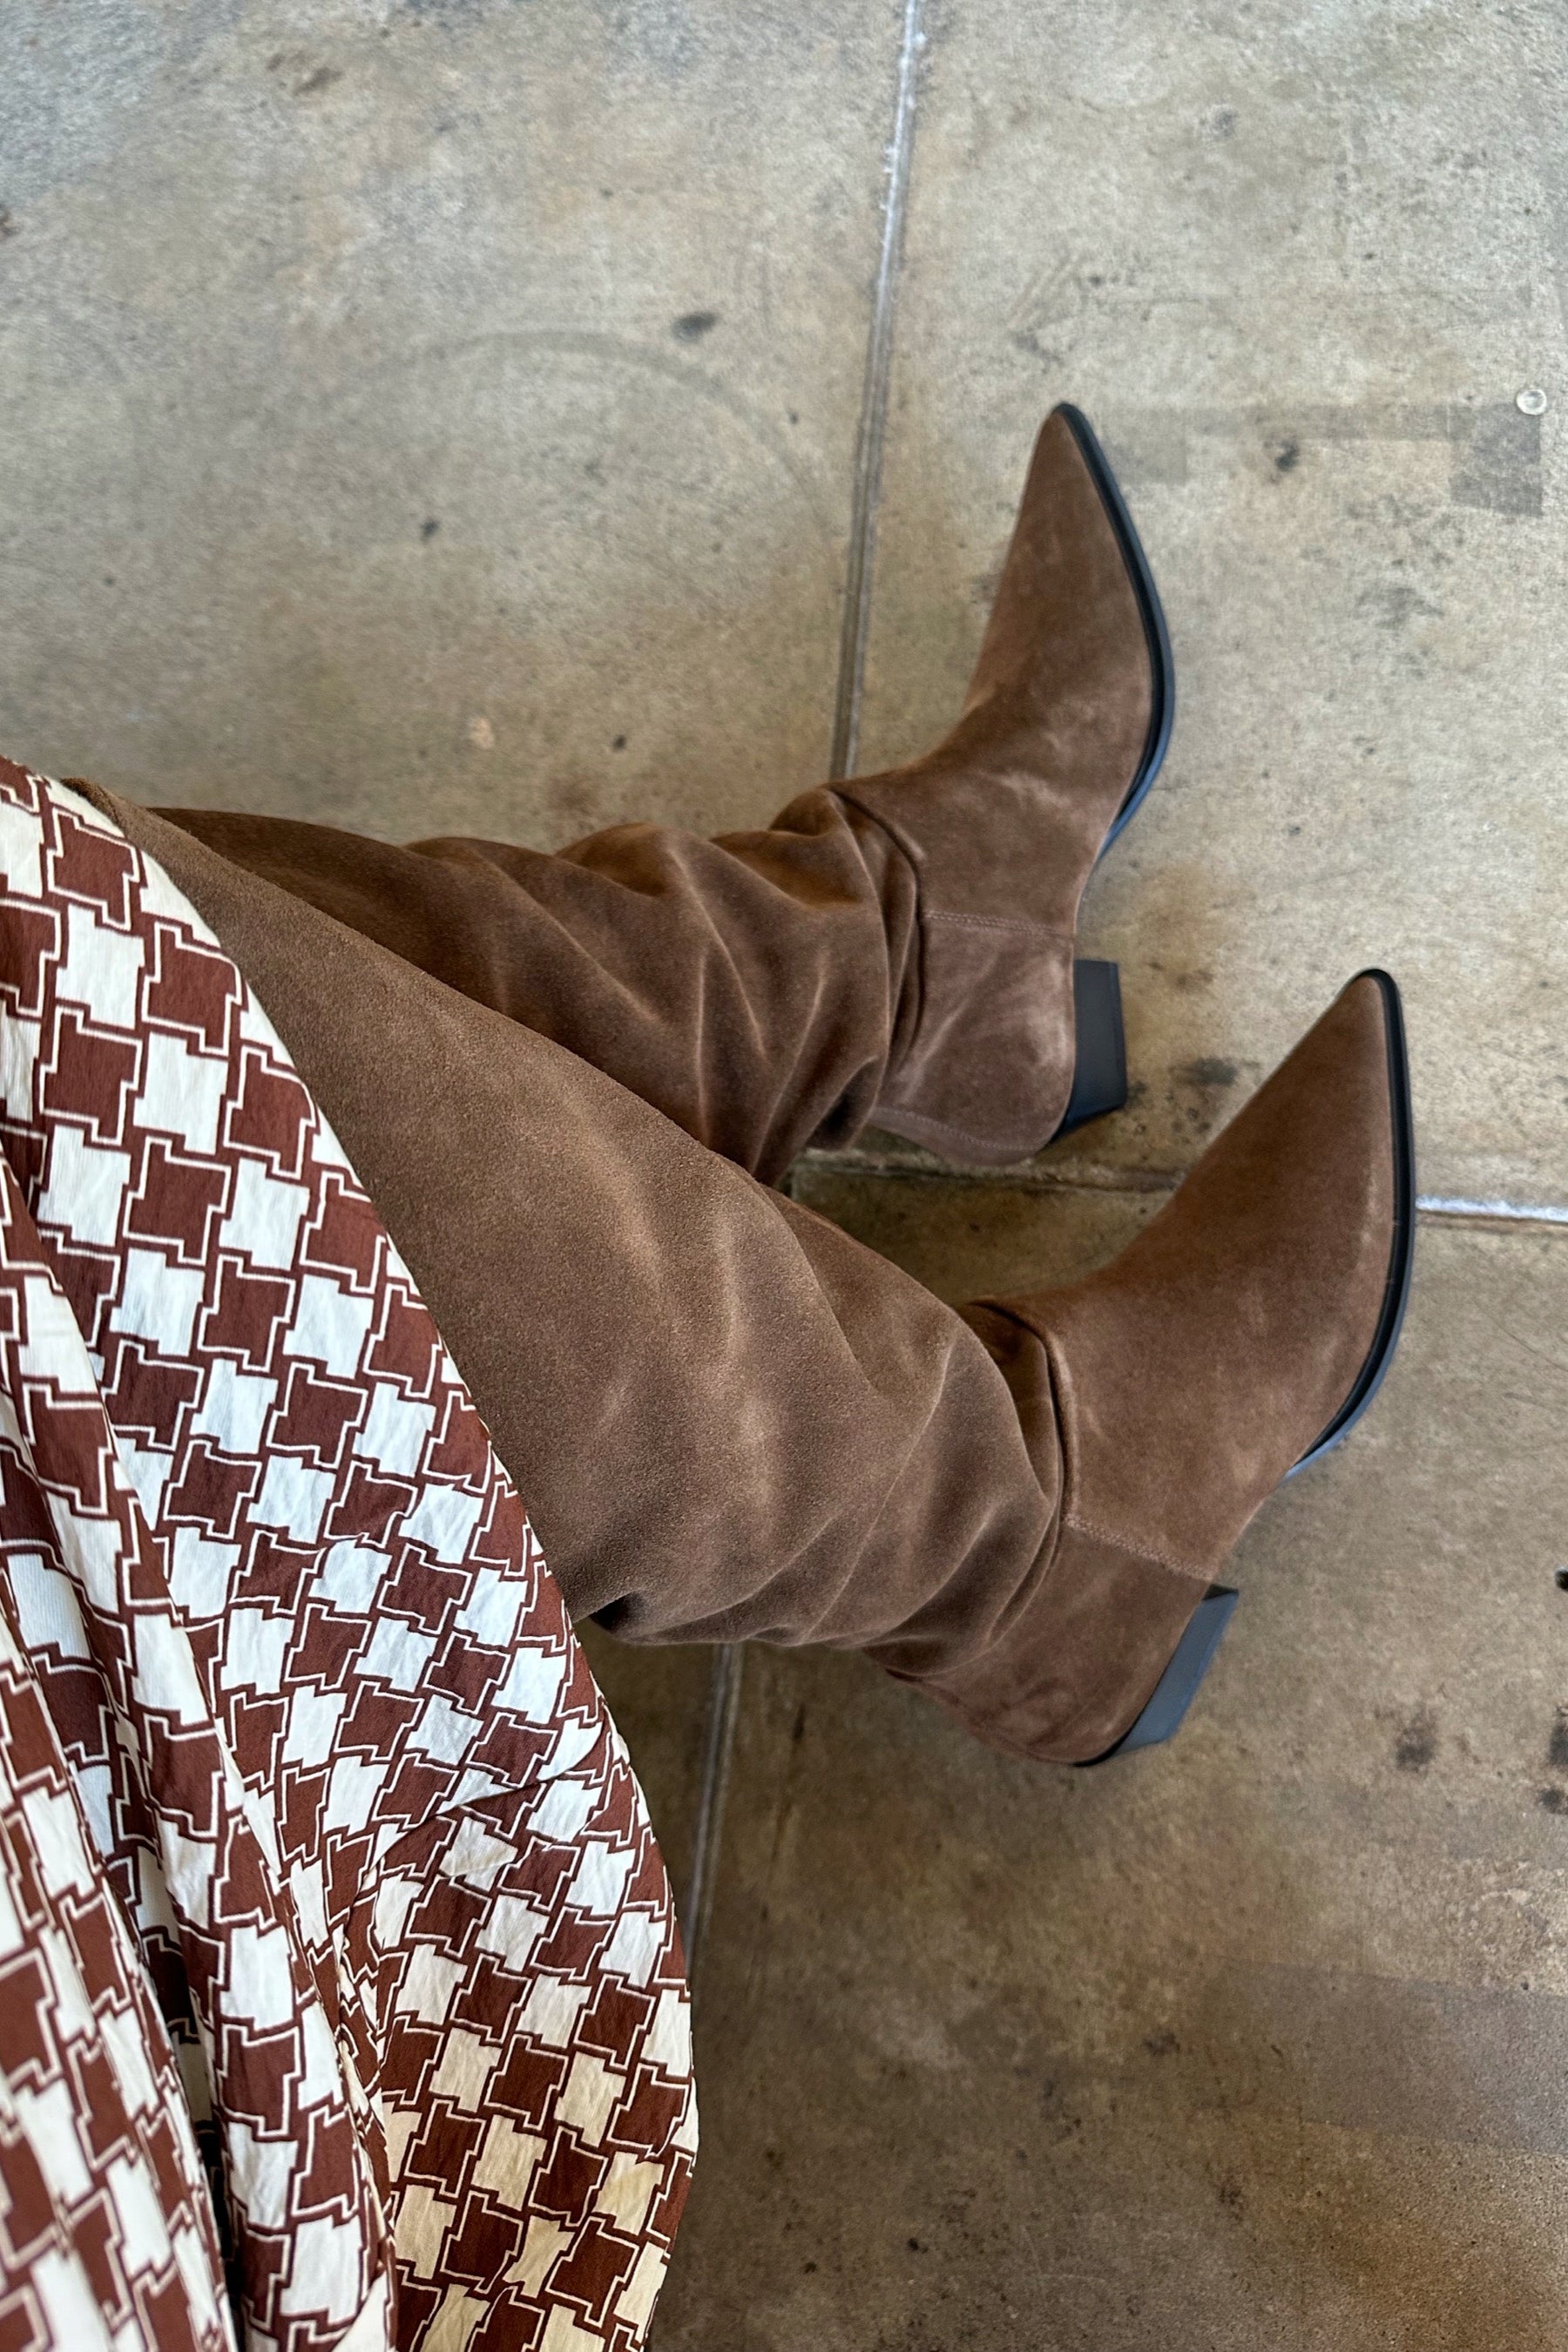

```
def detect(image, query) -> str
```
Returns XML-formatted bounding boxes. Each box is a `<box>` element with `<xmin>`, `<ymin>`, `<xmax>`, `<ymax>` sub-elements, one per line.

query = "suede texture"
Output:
<box><xmin>72</xmin><ymin>788</ymin><xmax>1401</xmax><ymax>1770</ymax></box>
<box><xmin>80</xmin><ymin>785</ymin><xmax>1064</xmax><ymax>1681</ymax></box>
<box><xmin>838</xmin><ymin>407</ymin><xmax>1154</xmax><ymax>1161</ymax></box>
<box><xmin>919</xmin><ymin>977</ymin><xmax>1400</xmax><ymax>1761</ymax></box>
<box><xmin>142</xmin><ymin>787</ymin><xmax>918</xmax><ymax>1190</ymax></box>
<box><xmin>898</xmin><ymin>1517</ymin><xmax>1206</xmax><ymax>1766</ymax></box>
<box><xmin>137</xmin><ymin>406</ymin><xmax>1150</xmax><ymax>1187</ymax></box>
<box><xmin>51</xmin><ymin>415</ymin><xmax>1396</xmax><ymax>1770</ymax></box>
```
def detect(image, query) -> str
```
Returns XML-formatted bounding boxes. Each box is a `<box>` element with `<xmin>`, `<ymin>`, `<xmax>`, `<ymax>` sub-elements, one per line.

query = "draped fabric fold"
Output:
<box><xmin>0</xmin><ymin>759</ymin><xmax>693</xmax><ymax>2351</ymax></box>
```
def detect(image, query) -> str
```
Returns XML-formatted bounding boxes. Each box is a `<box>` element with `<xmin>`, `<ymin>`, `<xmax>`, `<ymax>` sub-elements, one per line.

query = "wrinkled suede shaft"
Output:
<box><xmin>77</xmin><ymin>786</ymin><xmax>1398</xmax><ymax>1768</ymax></box>
<box><xmin>839</xmin><ymin>408</ymin><xmax>1153</xmax><ymax>1161</ymax></box>
<box><xmin>129</xmin><ymin>408</ymin><xmax>1151</xmax><ymax>1194</ymax></box>
<box><xmin>132</xmin><ymin>787</ymin><xmax>920</xmax><ymax>1190</ymax></box>
<box><xmin>51</xmin><ymin>424</ymin><xmax>1392</xmax><ymax>1768</ymax></box>
<box><xmin>81</xmin><ymin>787</ymin><xmax>1064</xmax><ymax>1693</ymax></box>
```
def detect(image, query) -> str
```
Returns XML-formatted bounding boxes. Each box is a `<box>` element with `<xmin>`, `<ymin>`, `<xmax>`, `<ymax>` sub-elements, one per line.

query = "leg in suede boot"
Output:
<box><xmin>836</xmin><ymin>403</ymin><xmax>1173</xmax><ymax>1165</ymax></box>
<box><xmin>888</xmin><ymin>970</ymin><xmax>1416</xmax><ymax>1763</ymax></box>
<box><xmin>74</xmin><ymin>780</ymin><xmax>1414</xmax><ymax>1774</ymax></box>
<box><xmin>129</xmin><ymin>408</ymin><xmax>1167</xmax><ymax>1186</ymax></box>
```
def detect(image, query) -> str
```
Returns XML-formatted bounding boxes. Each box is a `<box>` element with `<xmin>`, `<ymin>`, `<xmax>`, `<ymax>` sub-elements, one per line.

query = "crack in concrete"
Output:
<box><xmin>1416</xmin><ymin>1196</ymin><xmax>1568</xmax><ymax>1228</ymax></box>
<box><xmin>828</xmin><ymin>0</ymin><xmax>926</xmax><ymax>785</ymax></box>
<box><xmin>681</xmin><ymin>1640</ymin><xmax>744</xmax><ymax>1988</ymax></box>
<box><xmin>796</xmin><ymin>1150</ymin><xmax>1568</xmax><ymax>1232</ymax></box>
<box><xmin>686</xmin><ymin>0</ymin><xmax>929</xmax><ymax>1997</ymax></box>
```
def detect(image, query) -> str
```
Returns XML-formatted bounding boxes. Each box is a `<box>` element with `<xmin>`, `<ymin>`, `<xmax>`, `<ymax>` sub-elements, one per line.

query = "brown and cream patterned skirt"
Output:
<box><xmin>0</xmin><ymin>760</ymin><xmax>693</xmax><ymax>2351</ymax></box>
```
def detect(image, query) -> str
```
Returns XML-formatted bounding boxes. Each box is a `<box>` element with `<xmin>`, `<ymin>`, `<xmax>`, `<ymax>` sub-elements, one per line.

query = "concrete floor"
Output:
<box><xmin>3</xmin><ymin>3</ymin><xmax>1568</xmax><ymax>2344</ymax></box>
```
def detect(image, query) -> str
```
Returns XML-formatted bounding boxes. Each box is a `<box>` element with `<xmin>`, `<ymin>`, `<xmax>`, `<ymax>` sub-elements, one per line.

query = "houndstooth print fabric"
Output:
<box><xmin>0</xmin><ymin>756</ymin><xmax>693</xmax><ymax>2350</ymax></box>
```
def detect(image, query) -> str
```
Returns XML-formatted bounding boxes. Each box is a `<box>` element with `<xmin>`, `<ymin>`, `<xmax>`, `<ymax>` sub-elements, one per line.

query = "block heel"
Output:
<box><xmin>1082</xmin><ymin>1585</ymin><xmax>1239</xmax><ymax>1764</ymax></box>
<box><xmin>1054</xmin><ymin>958</ymin><xmax>1128</xmax><ymax>1139</ymax></box>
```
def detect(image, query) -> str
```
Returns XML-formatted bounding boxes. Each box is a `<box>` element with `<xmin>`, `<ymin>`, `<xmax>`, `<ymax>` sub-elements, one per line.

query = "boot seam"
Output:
<box><xmin>923</xmin><ymin>909</ymin><xmax>1075</xmax><ymax>940</ymax></box>
<box><xmin>836</xmin><ymin>792</ymin><xmax>1074</xmax><ymax>1151</ymax></box>
<box><xmin>831</xmin><ymin>792</ymin><xmax>1078</xmax><ymax>942</ymax></box>
<box><xmin>1061</xmin><ymin>1509</ymin><xmax>1213</xmax><ymax>1586</ymax></box>
<box><xmin>1035</xmin><ymin>1327</ymin><xmax>1213</xmax><ymax>1585</ymax></box>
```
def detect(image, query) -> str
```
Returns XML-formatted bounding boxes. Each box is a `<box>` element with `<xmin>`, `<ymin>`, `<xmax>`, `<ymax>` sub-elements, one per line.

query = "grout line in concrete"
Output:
<box><xmin>828</xmin><ymin>0</ymin><xmax>926</xmax><ymax>784</ymax></box>
<box><xmin>684</xmin><ymin>1</ymin><xmax>928</xmax><ymax>1999</ymax></box>
<box><xmin>1416</xmin><ymin>1194</ymin><xmax>1568</xmax><ymax>1227</ymax></box>
<box><xmin>681</xmin><ymin>1640</ymin><xmax>745</xmax><ymax>1989</ymax></box>
<box><xmin>795</xmin><ymin>1148</ymin><xmax>1568</xmax><ymax>1231</ymax></box>
<box><xmin>795</xmin><ymin>1146</ymin><xmax>1176</xmax><ymax>1194</ymax></box>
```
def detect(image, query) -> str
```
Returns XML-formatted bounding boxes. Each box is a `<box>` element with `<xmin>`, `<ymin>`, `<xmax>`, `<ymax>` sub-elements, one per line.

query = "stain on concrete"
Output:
<box><xmin>1096</xmin><ymin>402</ymin><xmax>1544</xmax><ymax>515</ymax></box>
<box><xmin>1010</xmin><ymin>324</ymin><xmax>1064</xmax><ymax>370</ymax></box>
<box><xmin>1538</xmin><ymin>1787</ymin><xmax>1568</xmax><ymax>1817</ymax></box>
<box><xmin>591</xmin><ymin>0</ymin><xmax>699</xmax><ymax>82</ymax></box>
<box><xmin>1040</xmin><ymin>2076</ymin><xmax>1084</xmax><ymax>2144</ymax></box>
<box><xmin>1451</xmin><ymin>405</ymin><xmax>1543</xmax><ymax>517</ymax></box>
<box><xmin>294</xmin><ymin>64</ymin><xmax>342</xmax><ymax>97</ymax></box>
<box><xmin>1356</xmin><ymin>577</ymin><xmax>1441</xmax><ymax>632</ymax></box>
<box><xmin>420</xmin><ymin>517</ymin><xmax>440</xmax><ymax>539</ymax></box>
<box><xmin>1394</xmin><ymin>1707</ymin><xmax>1438</xmax><ymax>1771</ymax></box>
<box><xmin>1547</xmin><ymin>1707</ymin><xmax>1568</xmax><ymax>1770</ymax></box>
<box><xmin>672</xmin><ymin>309</ymin><xmax>719</xmax><ymax>341</ymax></box>
<box><xmin>1099</xmin><ymin>416</ymin><xmax>1188</xmax><ymax>485</ymax></box>
<box><xmin>1213</xmin><ymin>1961</ymin><xmax>1568</xmax><ymax>2157</ymax></box>
<box><xmin>1175</xmin><ymin>1055</ymin><xmax>1239</xmax><ymax>1088</ymax></box>
<box><xmin>969</xmin><ymin>561</ymin><xmax>1003</xmax><ymax>612</ymax></box>
<box><xmin>400</xmin><ymin>0</ymin><xmax>493</xmax><ymax>22</ymax></box>
<box><xmin>0</xmin><ymin>210</ymin><xmax>16</xmax><ymax>241</ymax></box>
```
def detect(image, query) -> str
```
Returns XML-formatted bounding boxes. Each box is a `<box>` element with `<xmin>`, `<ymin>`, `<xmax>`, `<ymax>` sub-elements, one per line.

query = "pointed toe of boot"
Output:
<box><xmin>1287</xmin><ymin>970</ymin><xmax>1415</xmax><ymax>1472</ymax></box>
<box><xmin>919</xmin><ymin>973</ymin><xmax>1416</xmax><ymax>1765</ymax></box>
<box><xmin>984</xmin><ymin>402</ymin><xmax>1174</xmax><ymax>841</ymax></box>
<box><xmin>1026</xmin><ymin>968</ymin><xmax>1413</xmax><ymax>1571</ymax></box>
<box><xmin>838</xmin><ymin>406</ymin><xmax>1173</xmax><ymax>1164</ymax></box>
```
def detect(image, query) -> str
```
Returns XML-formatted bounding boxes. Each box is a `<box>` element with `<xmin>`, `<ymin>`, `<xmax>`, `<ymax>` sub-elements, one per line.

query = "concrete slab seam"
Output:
<box><xmin>828</xmin><ymin>0</ymin><xmax>927</xmax><ymax>784</ymax></box>
<box><xmin>681</xmin><ymin>1640</ymin><xmax>745</xmax><ymax>1990</ymax></box>
<box><xmin>683</xmin><ymin>0</ymin><xmax>929</xmax><ymax>2004</ymax></box>
<box><xmin>796</xmin><ymin>1152</ymin><xmax>1568</xmax><ymax>1230</ymax></box>
<box><xmin>1416</xmin><ymin>1195</ymin><xmax>1568</xmax><ymax>1227</ymax></box>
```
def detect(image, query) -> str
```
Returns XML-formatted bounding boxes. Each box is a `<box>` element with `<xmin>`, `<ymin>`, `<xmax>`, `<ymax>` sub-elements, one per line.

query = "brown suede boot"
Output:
<box><xmin>838</xmin><ymin>403</ymin><xmax>1173</xmax><ymax>1165</ymax></box>
<box><xmin>892</xmin><ymin>971</ymin><xmax>1416</xmax><ymax>1764</ymax></box>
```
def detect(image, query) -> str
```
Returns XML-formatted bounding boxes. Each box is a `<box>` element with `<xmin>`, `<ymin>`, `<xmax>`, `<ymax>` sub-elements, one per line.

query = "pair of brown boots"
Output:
<box><xmin>834</xmin><ymin>407</ymin><xmax>1415</xmax><ymax>1762</ymax></box>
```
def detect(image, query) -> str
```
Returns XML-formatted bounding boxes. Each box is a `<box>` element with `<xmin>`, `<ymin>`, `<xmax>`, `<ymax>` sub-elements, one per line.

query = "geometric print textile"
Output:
<box><xmin>0</xmin><ymin>757</ymin><xmax>693</xmax><ymax>2351</ymax></box>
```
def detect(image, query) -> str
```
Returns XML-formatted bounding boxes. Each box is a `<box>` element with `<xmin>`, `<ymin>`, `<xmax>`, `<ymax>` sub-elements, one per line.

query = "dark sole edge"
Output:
<box><xmin>1053</xmin><ymin>958</ymin><xmax>1128</xmax><ymax>1141</ymax></box>
<box><xmin>1054</xmin><ymin>402</ymin><xmax>1176</xmax><ymax>851</ymax></box>
<box><xmin>1287</xmin><ymin>969</ymin><xmax>1416</xmax><ymax>1477</ymax></box>
<box><xmin>1078</xmin><ymin>1585</ymin><xmax>1240</xmax><ymax>1766</ymax></box>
